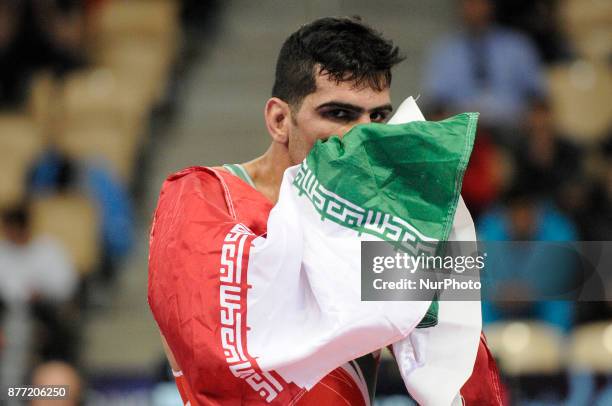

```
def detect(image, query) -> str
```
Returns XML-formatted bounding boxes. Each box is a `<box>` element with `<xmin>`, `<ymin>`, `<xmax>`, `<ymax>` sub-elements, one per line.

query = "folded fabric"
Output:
<box><xmin>148</xmin><ymin>97</ymin><xmax>481</xmax><ymax>405</ymax></box>
<box><xmin>246</xmin><ymin>99</ymin><xmax>480</xmax><ymax>404</ymax></box>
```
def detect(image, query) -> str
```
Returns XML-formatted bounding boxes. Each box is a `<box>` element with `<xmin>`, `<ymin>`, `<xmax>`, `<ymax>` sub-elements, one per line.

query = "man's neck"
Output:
<box><xmin>242</xmin><ymin>142</ymin><xmax>292</xmax><ymax>204</ymax></box>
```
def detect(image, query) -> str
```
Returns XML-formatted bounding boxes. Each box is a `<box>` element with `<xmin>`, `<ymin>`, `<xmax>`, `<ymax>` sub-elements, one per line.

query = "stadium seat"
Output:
<box><xmin>560</xmin><ymin>0</ymin><xmax>612</xmax><ymax>60</ymax></box>
<box><xmin>60</xmin><ymin>68</ymin><xmax>148</xmax><ymax>138</ymax></box>
<box><xmin>91</xmin><ymin>0</ymin><xmax>179</xmax><ymax>42</ymax></box>
<box><xmin>548</xmin><ymin>61</ymin><xmax>612</xmax><ymax>143</ymax></box>
<box><xmin>94</xmin><ymin>39</ymin><xmax>174</xmax><ymax>107</ymax></box>
<box><xmin>27</xmin><ymin>71</ymin><xmax>59</xmax><ymax>137</ymax></box>
<box><xmin>568</xmin><ymin>321</ymin><xmax>612</xmax><ymax>372</ymax></box>
<box><xmin>89</xmin><ymin>0</ymin><xmax>178</xmax><ymax>90</ymax></box>
<box><xmin>484</xmin><ymin>321</ymin><xmax>565</xmax><ymax>375</ymax></box>
<box><xmin>30</xmin><ymin>193</ymin><xmax>100</xmax><ymax>276</ymax></box>
<box><xmin>0</xmin><ymin>115</ymin><xmax>45</xmax><ymax>208</ymax></box>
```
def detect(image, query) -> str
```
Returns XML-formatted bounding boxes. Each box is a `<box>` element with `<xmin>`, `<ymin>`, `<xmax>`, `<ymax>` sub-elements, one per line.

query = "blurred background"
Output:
<box><xmin>0</xmin><ymin>0</ymin><xmax>610</xmax><ymax>404</ymax></box>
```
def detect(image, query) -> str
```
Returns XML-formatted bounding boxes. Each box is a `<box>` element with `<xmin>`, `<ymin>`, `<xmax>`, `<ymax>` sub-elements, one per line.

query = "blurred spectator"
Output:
<box><xmin>0</xmin><ymin>0</ymin><xmax>85</xmax><ymax>107</ymax></box>
<box><xmin>423</xmin><ymin>0</ymin><xmax>546</xmax><ymax>131</ymax></box>
<box><xmin>0</xmin><ymin>204</ymin><xmax>77</xmax><ymax>305</ymax></box>
<box><xmin>461</xmin><ymin>127</ymin><xmax>509</xmax><ymax>219</ymax></box>
<box><xmin>575</xmin><ymin>161</ymin><xmax>612</xmax><ymax>326</ymax></box>
<box><xmin>568</xmin><ymin>137</ymin><xmax>612</xmax><ymax>326</ymax></box>
<box><xmin>584</xmin><ymin>138</ymin><xmax>612</xmax><ymax>240</ymax></box>
<box><xmin>556</xmin><ymin>176</ymin><xmax>593</xmax><ymax>238</ymax></box>
<box><xmin>493</xmin><ymin>0</ymin><xmax>571</xmax><ymax>63</ymax></box>
<box><xmin>0</xmin><ymin>203</ymin><xmax>79</xmax><ymax>361</ymax></box>
<box><xmin>478</xmin><ymin>183</ymin><xmax>578</xmax><ymax>331</ymax></box>
<box><xmin>0</xmin><ymin>203</ymin><xmax>78</xmax><ymax>390</ymax></box>
<box><xmin>0</xmin><ymin>0</ymin><xmax>23</xmax><ymax>105</ymax></box>
<box><xmin>515</xmin><ymin>98</ymin><xmax>584</xmax><ymax>201</ymax></box>
<box><xmin>29</xmin><ymin>150</ymin><xmax>135</xmax><ymax>284</ymax></box>
<box><xmin>180</xmin><ymin>0</ymin><xmax>221</xmax><ymax>36</ymax></box>
<box><xmin>0</xmin><ymin>298</ymin><xmax>5</xmax><ymax>354</ymax></box>
<box><xmin>556</xmin><ymin>136</ymin><xmax>612</xmax><ymax>244</ymax></box>
<box><xmin>428</xmin><ymin>103</ymin><xmax>508</xmax><ymax>219</ymax></box>
<box><xmin>30</xmin><ymin>360</ymin><xmax>83</xmax><ymax>406</ymax></box>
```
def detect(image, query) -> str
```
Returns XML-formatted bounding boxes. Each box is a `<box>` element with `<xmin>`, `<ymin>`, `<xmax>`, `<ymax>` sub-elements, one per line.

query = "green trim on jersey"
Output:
<box><xmin>223</xmin><ymin>163</ymin><xmax>255</xmax><ymax>188</ymax></box>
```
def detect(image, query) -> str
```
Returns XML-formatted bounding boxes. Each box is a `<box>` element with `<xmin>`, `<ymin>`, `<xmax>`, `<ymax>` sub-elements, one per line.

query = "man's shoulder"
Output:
<box><xmin>163</xmin><ymin>165</ymin><xmax>220</xmax><ymax>183</ymax></box>
<box><xmin>159</xmin><ymin>166</ymin><xmax>225</xmax><ymax>196</ymax></box>
<box><xmin>153</xmin><ymin>165</ymin><xmax>268</xmax><ymax>229</ymax></box>
<box><xmin>491</xmin><ymin>26</ymin><xmax>535</xmax><ymax>51</ymax></box>
<box><xmin>154</xmin><ymin>166</ymin><xmax>230</xmax><ymax>217</ymax></box>
<box><xmin>430</xmin><ymin>32</ymin><xmax>463</xmax><ymax>54</ymax></box>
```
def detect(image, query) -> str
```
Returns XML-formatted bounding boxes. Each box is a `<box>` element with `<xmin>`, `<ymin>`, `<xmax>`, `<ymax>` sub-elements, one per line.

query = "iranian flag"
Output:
<box><xmin>235</xmin><ymin>99</ymin><xmax>480</xmax><ymax>403</ymax></box>
<box><xmin>149</xmin><ymin>98</ymin><xmax>483</xmax><ymax>405</ymax></box>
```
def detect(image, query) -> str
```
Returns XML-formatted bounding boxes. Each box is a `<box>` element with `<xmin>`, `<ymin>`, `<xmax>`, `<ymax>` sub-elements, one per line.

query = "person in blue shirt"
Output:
<box><xmin>478</xmin><ymin>183</ymin><xmax>578</xmax><ymax>332</ymax></box>
<box><xmin>423</xmin><ymin>0</ymin><xmax>546</xmax><ymax>132</ymax></box>
<box><xmin>28</xmin><ymin>150</ymin><xmax>134</xmax><ymax>285</ymax></box>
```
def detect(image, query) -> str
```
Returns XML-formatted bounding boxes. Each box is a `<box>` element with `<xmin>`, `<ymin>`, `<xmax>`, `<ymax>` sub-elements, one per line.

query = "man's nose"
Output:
<box><xmin>339</xmin><ymin>115</ymin><xmax>372</xmax><ymax>137</ymax></box>
<box><xmin>356</xmin><ymin>114</ymin><xmax>373</xmax><ymax>125</ymax></box>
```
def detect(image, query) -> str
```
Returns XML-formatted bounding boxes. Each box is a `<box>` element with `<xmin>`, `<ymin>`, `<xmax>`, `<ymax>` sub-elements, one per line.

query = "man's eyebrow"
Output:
<box><xmin>315</xmin><ymin>101</ymin><xmax>393</xmax><ymax>113</ymax></box>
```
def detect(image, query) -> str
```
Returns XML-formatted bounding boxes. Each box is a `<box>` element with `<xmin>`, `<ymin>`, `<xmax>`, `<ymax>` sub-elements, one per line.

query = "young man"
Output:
<box><xmin>149</xmin><ymin>17</ymin><xmax>502</xmax><ymax>405</ymax></box>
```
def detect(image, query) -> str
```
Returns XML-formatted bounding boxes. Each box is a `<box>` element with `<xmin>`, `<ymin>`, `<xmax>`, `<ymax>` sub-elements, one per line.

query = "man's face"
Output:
<box><xmin>286</xmin><ymin>71</ymin><xmax>392</xmax><ymax>164</ymax></box>
<box><xmin>2</xmin><ymin>222</ymin><xmax>29</xmax><ymax>246</ymax></box>
<box><xmin>461</xmin><ymin>0</ymin><xmax>493</xmax><ymax>32</ymax></box>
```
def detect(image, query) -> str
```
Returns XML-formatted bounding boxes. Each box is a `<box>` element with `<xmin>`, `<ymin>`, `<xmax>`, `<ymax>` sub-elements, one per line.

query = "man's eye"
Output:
<box><xmin>324</xmin><ymin>110</ymin><xmax>354</xmax><ymax>121</ymax></box>
<box><xmin>370</xmin><ymin>111</ymin><xmax>388</xmax><ymax>123</ymax></box>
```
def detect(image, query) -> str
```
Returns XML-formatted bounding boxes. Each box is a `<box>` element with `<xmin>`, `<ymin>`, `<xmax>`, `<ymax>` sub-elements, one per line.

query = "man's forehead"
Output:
<box><xmin>306</xmin><ymin>71</ymin><xmax>391</xmax><ymax>108</ymax></box>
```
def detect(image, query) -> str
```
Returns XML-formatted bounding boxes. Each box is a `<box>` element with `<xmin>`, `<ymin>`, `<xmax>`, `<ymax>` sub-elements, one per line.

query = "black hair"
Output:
<box><xmin>602</xmin><ymin>135</ymin><xmax>612</xmax><ymax>159</ymax></box>
<box><xmin>528</xmin><ymin>97</ymin><xmax>551</xmax><ymax>113</ymax></box>
<box><xmin>2</xmin><ymin>204</ymin><xmax>30</xmax><ymax>230</ymax></box>
<box><xmin>56</xmin><ymin>154</ymin><xmax>75</xmax><ymax>192</ymax></box>
<box><xmin>271</xmin><ymin>16</ymin><xmax>404</xmax><ymax>107</ymax></box>
<box><xmin>504</xmin><ymin>180</ymin><xmax>541</xmax><ymax>206</ymax></box>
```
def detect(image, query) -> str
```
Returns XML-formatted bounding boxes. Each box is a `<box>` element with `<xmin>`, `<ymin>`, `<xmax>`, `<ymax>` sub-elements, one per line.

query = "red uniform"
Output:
<box><xmin>148</xmin><ymin>166</ymin><xmax>503</xmax><ymax>405</ymax></box>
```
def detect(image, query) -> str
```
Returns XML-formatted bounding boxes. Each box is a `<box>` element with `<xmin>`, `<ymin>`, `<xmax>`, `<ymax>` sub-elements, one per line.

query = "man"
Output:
<box><xmin>0</xmin><ymin>204</ymin><xmax>77</xmax><ymax>306</ymax></box>
<box><xmin>478</xmin><ymin>182</ymin><xmax>578</xmax><ymax>332</ymax></box>
<box><xmin>0</xmin><ymin>204</ymin><xmax>78</xmax><ymax>394</ymax></box>
<box><xmin>424</xmin><ymin>0</ymin><xmax>545</xmax><ymax>132</ymax></box>
<box><xmin>30</xmin><ymin>360</ymin><xmax>82</xmax><ymax>406</ymax></box>
<box><xmin>149</xmin><ymin>17</ymin><xmax>502</xmax><ymax>405</ymax></box>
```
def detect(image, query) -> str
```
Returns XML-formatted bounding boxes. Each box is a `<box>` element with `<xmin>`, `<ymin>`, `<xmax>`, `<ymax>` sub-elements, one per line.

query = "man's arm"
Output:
<box><xmin>160</xmin><ymin>332</ymin><xmax>196</xmax><ymax>405</ymax></box>
<box><xmin>160</xmin><ymin>332</ymin><xmax>180</xmax><ymax>371</ymax></box>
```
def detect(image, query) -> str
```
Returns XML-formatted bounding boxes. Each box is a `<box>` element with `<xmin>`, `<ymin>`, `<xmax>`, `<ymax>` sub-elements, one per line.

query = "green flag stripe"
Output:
<box><xmin>293</xmin><ymin>113</ymin><xmax>478</xmax><ymax>330</ymax></box>
<box><xmin>293</xmin><ymin>162</ymin><xmax>437</xmax><ymax>243</ymax></box>
<box><xmin>295</xmin><ymin>113</ymin><xmax>478</xmax><ymax>242</ymax></box>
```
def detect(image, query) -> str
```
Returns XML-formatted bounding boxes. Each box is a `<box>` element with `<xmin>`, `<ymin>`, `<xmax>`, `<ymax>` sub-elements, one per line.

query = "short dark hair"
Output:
<box><xmin>272</xmin><ymin>16</ymin><xmax>404</xmax><ymax>107</ymax></box>
<box><xmin>2</xmin><ymin>204</ymin><xmax>30</xmax><ymax>231</ymax></box>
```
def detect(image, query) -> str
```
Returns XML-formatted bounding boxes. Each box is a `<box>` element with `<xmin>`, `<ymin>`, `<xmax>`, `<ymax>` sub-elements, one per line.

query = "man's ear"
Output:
<box><xmin>264</xmin><ymin>97</ymin><xmax>292</xmax><ymax>144</ymax></box>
